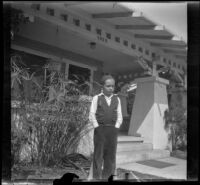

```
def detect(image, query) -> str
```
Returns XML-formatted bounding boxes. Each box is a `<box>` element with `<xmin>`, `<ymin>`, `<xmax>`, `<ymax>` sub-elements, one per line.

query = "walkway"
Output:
<box><xmin>117</xmin><ymin>157</ymin><xmax>187</xmax><ymax>180</ymax></box>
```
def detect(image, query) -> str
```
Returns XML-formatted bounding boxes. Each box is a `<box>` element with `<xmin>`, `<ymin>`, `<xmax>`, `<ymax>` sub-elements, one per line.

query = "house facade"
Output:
<box><xmin>10</xmin><ymin>2</ymin><xmax>187</xmax><ymax>151</ymax></box>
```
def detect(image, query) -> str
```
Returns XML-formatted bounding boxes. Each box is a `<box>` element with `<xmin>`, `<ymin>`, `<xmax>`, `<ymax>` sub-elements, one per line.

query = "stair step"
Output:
<box><xmin>117</xmin><ymin>143</ymin><xmax>153</xmax><ymax>152</ymax></box>
<box><xmin>118</xmin><ymin>136</ymin><xmax>144</xmax><ymax>143</ymax></box>
<box><xmin>116</xmin><ymin>149</ymin><xmax>170</xmax><ymax>165</ymax></box>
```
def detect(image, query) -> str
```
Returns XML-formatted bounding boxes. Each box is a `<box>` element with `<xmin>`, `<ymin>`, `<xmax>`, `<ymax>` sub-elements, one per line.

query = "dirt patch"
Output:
<box><xmin>12</xmin><ymin>164</ymin><xmax>89</xmax><ymax>180</ymax></box>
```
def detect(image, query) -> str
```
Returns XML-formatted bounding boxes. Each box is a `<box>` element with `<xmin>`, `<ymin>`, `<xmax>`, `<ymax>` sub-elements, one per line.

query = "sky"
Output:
<box><xmin>120</xmin><ymin>2</ymin><xmax>187</xmax><ymax>43</ymax></box>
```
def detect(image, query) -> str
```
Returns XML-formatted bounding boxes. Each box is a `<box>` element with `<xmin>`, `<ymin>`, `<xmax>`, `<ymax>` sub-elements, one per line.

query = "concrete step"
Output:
<box><xmin>116</xmin><ymin>149</ymin><xmax>170</xmax><ymax>165</ymax></box>
<box><xmin>117</xmin><ymin>143</ymin><xmax>153</xmax><ymax>153</ymax></box>
<box><xmin>118</xmin><ymin>136</ymin><xmax>144</xmax><ymax>143</ymax></box>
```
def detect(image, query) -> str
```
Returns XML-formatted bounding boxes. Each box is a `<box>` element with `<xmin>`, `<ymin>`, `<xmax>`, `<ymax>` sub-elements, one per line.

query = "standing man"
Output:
<box><xmin>89</xmin><ymin>75</ymin><xmax>123</xmax><ymax>180</ymax></box>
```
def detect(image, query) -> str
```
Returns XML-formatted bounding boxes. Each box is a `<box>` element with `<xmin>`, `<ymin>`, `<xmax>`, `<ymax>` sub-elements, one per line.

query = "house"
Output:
<box><xmin>10</xmin><ymin>2</ymin><xmax>187</xmax><ymax>161</ymax></box>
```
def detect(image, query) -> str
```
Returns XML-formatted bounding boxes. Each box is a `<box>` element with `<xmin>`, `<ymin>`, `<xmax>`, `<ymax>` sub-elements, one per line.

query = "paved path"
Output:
<box><xmin>117</xmin><ymin>157</ymin><xmax>187</xmax><ymax>180</ymax></box>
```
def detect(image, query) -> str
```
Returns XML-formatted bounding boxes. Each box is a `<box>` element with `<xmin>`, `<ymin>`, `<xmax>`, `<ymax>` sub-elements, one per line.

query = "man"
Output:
<box><xmin>89</xmin><ymin>75</ymin><xmax>123</xmax><ymax>180</ymax></box>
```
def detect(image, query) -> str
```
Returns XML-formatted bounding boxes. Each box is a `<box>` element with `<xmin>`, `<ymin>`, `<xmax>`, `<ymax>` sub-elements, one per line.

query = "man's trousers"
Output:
<box><xmin>93</xmin><ymin>125</ymin><xmax>118</xmax><ymax>180</ymax></box>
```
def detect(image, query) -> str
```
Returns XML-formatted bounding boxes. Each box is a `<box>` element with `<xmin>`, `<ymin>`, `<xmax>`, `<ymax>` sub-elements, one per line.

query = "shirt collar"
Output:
<box><xmin>100</xmin><ymin>92</ymin><xmax>113</xmax><ymax>99</ymax></box>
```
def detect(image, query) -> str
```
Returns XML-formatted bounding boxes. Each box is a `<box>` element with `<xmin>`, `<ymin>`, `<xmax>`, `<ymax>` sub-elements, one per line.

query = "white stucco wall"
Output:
<box><xmin>77</xmin><ymin>128</ymin><xmax>94</xmax><ymax>157</ymax></box>
<box><xmin>128</xmin><ymin>76</ymin><xmax>171</xmax><ymax>150</ymax></box>
<box><xmin>128</xmin><ymin>79</ymin><xmax>154</xmax><ymax>137</ymax></box>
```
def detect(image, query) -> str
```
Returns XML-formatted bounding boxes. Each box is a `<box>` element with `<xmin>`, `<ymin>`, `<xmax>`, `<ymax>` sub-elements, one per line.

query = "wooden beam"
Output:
<box><xmin>92</xmin><ymin>11</ymin><xmax>133</xmax><ymax>19</ymax></box>
<box><xmin>115</xmin><ymin>25</ymin><xmax>155</xmax><ymax>30</ymax></box>
<box><xmin>137</xmin><ymin>56</ymin><xmax>153</xmax><ymax>73</ymax></box>
<box><xmin>157</xmin><ymin>66</ymin><xmax>170</xmax><ymax>73</ymax></box>
<box><xmin>150</xmin><ymin>42</ymin><xmax>187</xmax><ymax>49</ymax></box>
<box><xmin>131</xmin><ymin>12</ymin><xmax>143</xmax><ymax>17</ymax></box>
<box><xmin>64</xmin><ymin>2</ymin><xmax>91</xmax><ymax>7</ymax></box>
<box><xmin>154</xmin><ymin>25</ymin><xmax>165</xmax><ymax>30</ymax></box>
<box><xmin>175</xmin><ymin>55</ymin><xmax>187</xmax><ymax>59</ymax></box>
<box><xmin>11</xmin><ymin>43</ymin><xmax>98</xmax><ymax>71</ymax></box>
<box><xmin>163</xmin><ymin>49</ymin><xmax>187</xmax><ymax>55</ymax></box>
<box><xmin>13</xmin><ymin>3</ymin><xmax>185</xmax><ymax>72</ymax></box>
<box><xmin>134</xmin><ymin>34</ymin><xmax>173</xmax><ymax>40</ymax></box>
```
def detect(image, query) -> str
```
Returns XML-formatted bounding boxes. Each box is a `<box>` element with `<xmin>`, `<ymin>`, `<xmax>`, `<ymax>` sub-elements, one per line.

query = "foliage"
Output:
<box><xmin>25</xmin><ymin>96</ymin><xmax>92</xmax><ymax>167</ymax></box>
<box><xmin>164</xmin><ymin>91</ymin><xmax>187</xmax><ymax>151</ymax></box>
<box><xmin>11</xmin><ymin>54</ymin><xmax>94</xmax><ymax>168</ymax></box>
<box><xmin>11</xmin><ymin>107</ymin><xmax>30</xmax><ymax>166</ymax></box>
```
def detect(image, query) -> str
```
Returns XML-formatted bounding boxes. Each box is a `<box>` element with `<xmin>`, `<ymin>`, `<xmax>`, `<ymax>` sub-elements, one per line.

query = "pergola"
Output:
<box><xmin>11</xmin><ymin>2</ymin><xmax>187</xmax><ymax>85</ymax></box>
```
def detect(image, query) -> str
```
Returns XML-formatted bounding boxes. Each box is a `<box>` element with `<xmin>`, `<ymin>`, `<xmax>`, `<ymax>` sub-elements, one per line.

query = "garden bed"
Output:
<box><xmin>12</xmin><ymin>164</ymin><xmax>88</xmax><ymax>180</ymax></box>
<box><xmin>12</xmin><ymin>153</ymin><xmax>92</xmax><ymax>180</ymax></box>
<box><xmin>171</xmin><ymin>150</ymin><xmax>187</xmax><ymax>160</ymax></box>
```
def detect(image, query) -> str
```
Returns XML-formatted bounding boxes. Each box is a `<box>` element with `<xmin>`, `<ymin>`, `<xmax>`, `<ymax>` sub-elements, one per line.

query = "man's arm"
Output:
<box><xmin>115</xmin><ymin>97</ymin><xmax>123</xmax><ymax>128</ymax></box>
<box><xmin>89</xmin><ymin>95</ymin><xmax>99</xmax><ymax>128</ymax></box>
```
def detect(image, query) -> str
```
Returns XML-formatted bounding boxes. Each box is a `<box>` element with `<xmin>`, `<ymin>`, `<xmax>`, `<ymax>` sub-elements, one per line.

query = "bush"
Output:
<box><xmin>11</xmin><ymin>56</ymin><xmax>93</xmax><ymax>167</ymax></box>
<box><xmin>164</xmin><ymin>91</ymin><xmax>187</xmax><ymax>151</ymax></box>
<box><xmin>26</xmin><ymin>97</ymin><xmax>92</xmax><ymax>166</ymax></box>
<box><xmin>11</xmin><ymin>106</ymin><xmax>30</xmax><ymax>166</ymax></box>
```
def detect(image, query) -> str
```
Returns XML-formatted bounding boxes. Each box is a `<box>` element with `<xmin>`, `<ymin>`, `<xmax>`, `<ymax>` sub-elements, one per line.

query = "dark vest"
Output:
<box><xmin>95</xmin><ymin>94</ymin><xmax>119</xmax><ymax>126</ymax></box>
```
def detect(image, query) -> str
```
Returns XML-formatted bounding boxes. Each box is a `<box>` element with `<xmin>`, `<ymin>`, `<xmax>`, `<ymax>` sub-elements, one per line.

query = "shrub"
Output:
<box><xmin>11</xmin><ymin>106</ymin><xmax>30</xmax><ymax>166</ymax></box>
<box><xmin>25</xmin><ymin>97</ymin><xmax>92</xmax><ymax>166</ymax></box>
<box><xmin>164</xmin><ymin>91</ymin><xmax>187</xmax><ymax>151</ymax></box>
<box><xmin>11</xmin><ymin>55</ymin><xmax>93</xmax><ymax>167</ymax></box>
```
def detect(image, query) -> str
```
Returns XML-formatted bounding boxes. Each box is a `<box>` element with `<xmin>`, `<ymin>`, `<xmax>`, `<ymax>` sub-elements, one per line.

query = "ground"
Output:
<box><xmin>12</xmin><ymin>165</ymin><xmax>167</xmax><ymax>181</ymax></box>
<box><xmin>11</xmin><ymin>150</ymin><xmax>186</xmax><ymax>182</ymax></box>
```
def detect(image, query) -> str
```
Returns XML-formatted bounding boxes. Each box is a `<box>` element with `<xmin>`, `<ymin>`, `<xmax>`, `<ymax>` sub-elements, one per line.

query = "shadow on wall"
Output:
<box><xmin>128</xmin><ymin>83</ymin><xmax>154</xmax><ymax>135</ymax></box>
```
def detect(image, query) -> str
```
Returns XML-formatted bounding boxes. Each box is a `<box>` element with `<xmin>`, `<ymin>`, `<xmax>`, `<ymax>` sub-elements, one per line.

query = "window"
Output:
<box><xmin>123</xmin><ymin>40</ymin><xmax>128</xmax><ymax>46</ymax></box>
<box><xmin>145</xmin><ymin>49</ymin><xmax>149</xmax><ymax>55</ymax></box>
<box><xmin>106</xmin><ymin>33</ymin><xmax>111</xmax><ymax>39</ymax></box>
<box><xmin>96</xmin><ymin>28</ymin><xmax>102</xmax><ymax>35</ymax></box>
<box><xmin>178</xmin><ymin>64</ymin><xmax>181</xmax><ymax>69</ymax></box>
<box><xmin>168</xmin><ymin>60</ymin><xmax>171</xmax><ymax>65</ymax></box>
<box><xmin>68</xmin><ymin>64</ymin><xmax>91</xmax><ymax>95</ymax></box>
<box><xmin>73</xmin><ymin>19</ymin><xmax>80</xmax><ymax>26</ymax></box>
<box><xmin>139</xmin><ymin>47</ymin><xmax>143</xmax><ymax>53</ymax></box>
<box><xmin>131</xmin><ymin>44</ymin><xmax>136</xmax><ymax>49</ymax></box>
<box><xmin>152</xmin><ymin>52</ymin><xmax>155</xmax><ymax>58</ymax></box>
<box><xmin>46</xmin><ymin>8</ymin><xmax>54</xmax><ymax>16</ymax></box>
<box><xmin>11</xmin><ymin>49</ymin><xmax>51</xmax><ymax>103</ymax></box>
<box><xmin>173</xmin><ymin>62</ymin><xmax>176</xmax><ymax>67</ymax></box>
<box><xmin>163</xmin><ymin>58</ymin><xmax>166</xmax><ymax>63</ymax></box>
<box><xmin>60</xmin><ymin>14</ymin><xmax>68</xmax><ymax>21</ymax></box>
<box><xmin>115</xmin><ymin>37</ymin><xmax>120</xmax><ymax>43</ymax></box>
<box><xmin>85</xmin><ymin>24</ymin><xmax>91</xmax><ymax>31</ymax></box>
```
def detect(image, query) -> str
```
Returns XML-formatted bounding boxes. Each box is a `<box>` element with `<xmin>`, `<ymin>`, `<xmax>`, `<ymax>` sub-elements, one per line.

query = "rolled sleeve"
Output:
<box><xmin>89</xmin><ymin>95</ymin><xmax>99</xmax><ymax>128</ymax></box>
<box><xmin>115</xmin><ymin>97</ymin><xmax>123</xmax><ymax>128</ymax></box>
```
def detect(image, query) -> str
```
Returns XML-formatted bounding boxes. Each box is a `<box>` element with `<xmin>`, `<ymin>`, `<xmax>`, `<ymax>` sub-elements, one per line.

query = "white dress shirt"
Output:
<box><xmin>89</xmin><ymin>93</ymin><xmax>123</xmax><ymax>128</ymax></box>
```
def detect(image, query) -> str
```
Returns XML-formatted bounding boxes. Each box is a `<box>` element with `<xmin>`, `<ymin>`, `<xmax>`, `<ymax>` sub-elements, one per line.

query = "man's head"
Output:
<box><xmin>101</xmin><ymin>75</ymin><xmax>115</xmax><ymax>96</ymax></box>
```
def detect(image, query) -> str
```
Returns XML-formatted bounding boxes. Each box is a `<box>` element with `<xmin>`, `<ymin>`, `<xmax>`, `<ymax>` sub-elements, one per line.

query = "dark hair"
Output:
<box><xmin>101</xmin><ymin>75</ymin><xmax>115</xmax><ymax>85</ymax></box>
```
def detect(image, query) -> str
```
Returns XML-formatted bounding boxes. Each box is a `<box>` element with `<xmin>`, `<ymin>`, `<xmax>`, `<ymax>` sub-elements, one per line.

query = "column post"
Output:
<box><xmin>128</xmin><ymin>76</ymin><xmax>171</xmax><ymax>150</ymax></box>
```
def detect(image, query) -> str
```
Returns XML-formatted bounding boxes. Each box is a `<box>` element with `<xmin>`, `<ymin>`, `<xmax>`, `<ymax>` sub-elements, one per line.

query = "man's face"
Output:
<box><xmin>103</xmin><ymin>78</ymin><xmax>115</xmax><ymax>96</ymax></box>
